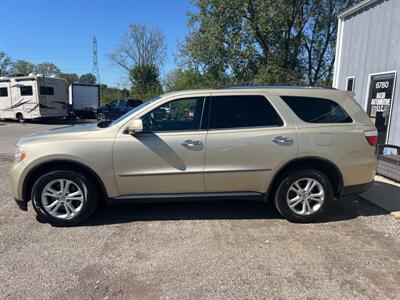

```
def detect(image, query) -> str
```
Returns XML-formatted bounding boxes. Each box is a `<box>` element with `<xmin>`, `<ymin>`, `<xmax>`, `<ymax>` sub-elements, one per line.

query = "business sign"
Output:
<box><xmin>367</xmin><ymin>72</ymin><xmax>396</xmax><ymax>144</ymax></box>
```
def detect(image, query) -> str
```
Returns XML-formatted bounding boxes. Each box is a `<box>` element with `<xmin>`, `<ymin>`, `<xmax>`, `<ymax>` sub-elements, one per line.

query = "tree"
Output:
<box><xmin>130</xmin><ymin>64</ymin><xmax>163</xmax><ymax>100</ymax></box>
<box><xmin>78</xmin><ymin>73</ymin><xmax>97</xmax><ymax>84</ymax></box>
<box><xmin>35</xmin><ymin>62</ymin><xmax>61</xmax><ymax>76</ymax></box>
<box><xmin>164</xmin><ymin>68</ymin><xmax>210</xmax><ymax>92</ymax></box>
<box><xmin>100</xmin><ymin>84</ymin><xmax>130</xmax><ymax>105</ymax></box>
<box><xmin>109</xmin><ymin>23</ymin><xmax>167</xmax><ymax>98</ymax></box>
<box><xmin>59</xmin><ymin>72</ymin><xmax>79</xmax><ymax>86</ymax></box>
<box><xmin>0</xmin><ymin>51</ymin><xmax>12</xmax><ymax>76</ymax></box>
<box><xmin>11</xmin><ymin>60</ymin><xmax>35</xmax><ymax>76</ymax></box>
<box><xmin>179</xmin><ymin>0</ymin><xmax>361</xmax><ymax>86</ymax></box>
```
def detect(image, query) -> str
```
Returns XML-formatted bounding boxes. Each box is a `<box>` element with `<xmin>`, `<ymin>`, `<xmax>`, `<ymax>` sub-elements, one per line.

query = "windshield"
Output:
<box><xmin>105</xmin><ymin>96</ymin><xmax>161</xmax><ymax>127</ymax></box>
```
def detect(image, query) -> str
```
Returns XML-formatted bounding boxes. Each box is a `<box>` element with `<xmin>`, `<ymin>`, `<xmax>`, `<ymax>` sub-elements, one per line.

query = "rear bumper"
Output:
<box><xmin>341</xmin><ymin>181</ymin><xmax>374</xmax><ymax>196</ymax></box>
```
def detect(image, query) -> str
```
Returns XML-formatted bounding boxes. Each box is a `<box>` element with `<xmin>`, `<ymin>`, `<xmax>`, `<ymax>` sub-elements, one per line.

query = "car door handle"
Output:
<box><xmin>272</xmin><ymin>136</ymin><xmax>293</xmax><ymax>145</ymax></box>
<box><xmin>181</xmin><ymin>140</ymin><xmax>202</xmax><ymax>147</ymax></box>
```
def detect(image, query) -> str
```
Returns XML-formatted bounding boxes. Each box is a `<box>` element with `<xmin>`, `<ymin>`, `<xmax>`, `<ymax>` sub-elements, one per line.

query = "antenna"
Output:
<box><xmin>92</xmin><ymin>36</ymin><xmax>100</xmax><ymax>84</ymax></box>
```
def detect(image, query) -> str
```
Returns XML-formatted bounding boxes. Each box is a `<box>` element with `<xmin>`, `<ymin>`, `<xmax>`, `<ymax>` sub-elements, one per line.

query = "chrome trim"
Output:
<box><xmin>118</xmin><ymin>168</ymin><xmax>271</xmax><ymax>177</ymax></box>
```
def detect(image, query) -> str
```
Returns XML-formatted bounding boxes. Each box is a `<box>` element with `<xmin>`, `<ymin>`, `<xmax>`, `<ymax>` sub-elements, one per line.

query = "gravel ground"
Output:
<box><xmin>1</xmin><ymin>121</ymin><xmax>400</xmax><ymax>299</ymax></box>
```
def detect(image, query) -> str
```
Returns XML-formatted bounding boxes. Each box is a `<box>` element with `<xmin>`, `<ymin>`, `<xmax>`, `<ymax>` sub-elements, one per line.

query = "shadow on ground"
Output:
<box><xmin>82</xmin><ymin>196</ymin><xmax>388</xmax><ymax>227</ymax></box>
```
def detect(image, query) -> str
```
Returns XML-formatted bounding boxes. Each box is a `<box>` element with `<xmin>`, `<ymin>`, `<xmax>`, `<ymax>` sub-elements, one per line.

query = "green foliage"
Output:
<box><xmin>109</xmin><ymin>22</ymin><xmax>166</xmax><ymax>99</ymax></box>
<box><xmin>78</xmin><ymin>73</ymin><xmax>97</xmax><ymax>84</ymax></box>
<box><xmin>164</xmin><ymin>68</ymin><xmax>212</xmax><ymax>92</ymax></box>
<box><xmin>100</xmin><ymin>84</ymin><xmax>129</xmax><ymax>106</ymax></box>
<box><xmin>11</xmin><ymin>60</ymin><xmax>35</xmax><ymax>76</ymax></box>
<box><xmin>59</xmin><ymin>72</ymin><xmax>79</xmax><ymax>86</ymax></box>
<box><xmin>0</xmin><ymin>51</ymin><xmax>12</xmax><ymax>76</ymax></box>
<box><xmin>130</xmin><ymin>65</ymin><xmax>163</xmax><ymax>100</ymax></box>
<box><xmin>35</xmin><ymin>62</ymin><xmax>61</xmax><ymax>76</ymax></box>
<box><xmin>179</xmin><ymin>0</ymin><xmax>362</xmax><ymax>86</ymax></box>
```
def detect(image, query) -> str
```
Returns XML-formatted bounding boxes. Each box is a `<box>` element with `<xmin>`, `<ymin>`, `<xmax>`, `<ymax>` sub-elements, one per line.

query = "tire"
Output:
<box><xmin>274</xmin><ymin>169</ymin><xmax>333</xmax><ymax>223</ymax></box>
<box><xmin>97</xmin><ymin>113</ymin><xmax>106</xmax><ymax>122</ymax></box>
<box><xmin>16</xmin><ymin>113</ymin><xmax>24</xmax><ymax>123</ymax></box>
<box><xmin>31</xmin><ymin>170</ymin><xmax>98</xmax><ymax>226</ymax></box>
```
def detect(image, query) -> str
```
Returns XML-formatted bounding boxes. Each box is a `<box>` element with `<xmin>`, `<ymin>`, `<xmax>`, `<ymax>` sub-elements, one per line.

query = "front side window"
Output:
<box><xmin>142</xmin><ymin>97</ymin><xmax>204</xmax><ymax>132</ymax></box>
<box><xmin>40</xmin><ymin>86</ymin><xmax>54</xmax><ymax>95</ymax></box>
<box><xmin>209</xmin><ymin>95</ymin><xmax>283</xmax><ymax>129</ymax></box>
<box><xmin>281</xmin><ymin>96</ymin><xmax>352</xmax><ymax>123</ymax></box>
<box><xmin>0</xmin><ymin>87</ymin><xmax>8</xmax><ymax>97</ymax></box>
<box><xmin>20</xmin><ymin>86</ymin><xmax>33</xmax><ymax>96</ymax></box>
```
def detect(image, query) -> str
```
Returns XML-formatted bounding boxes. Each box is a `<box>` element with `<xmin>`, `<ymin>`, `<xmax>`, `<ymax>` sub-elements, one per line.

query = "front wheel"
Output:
<box><xmin>32</xmin><ymin>170</ymin><xmax>98</xmax><ymax>226</ymax></box>
<box><xmin>96</xmin><ymin>113</ymin><xmax>106</xmax><ymax>122</ymax></box>
<box><xmin>274</xmin><ymin>169</ymin><xmax>333</xmax><ymax>223</ymax></box>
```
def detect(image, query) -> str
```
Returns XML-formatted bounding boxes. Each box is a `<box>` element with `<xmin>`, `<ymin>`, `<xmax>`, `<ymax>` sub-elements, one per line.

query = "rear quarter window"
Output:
<box><xmin>281</xmin><ymin>96</ymin><xmax>352</xmax><ymax>123</ymax></box>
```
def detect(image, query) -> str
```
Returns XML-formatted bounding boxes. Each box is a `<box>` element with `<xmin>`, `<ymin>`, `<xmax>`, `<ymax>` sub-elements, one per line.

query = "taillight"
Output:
<box><xmin>364</xmin><ymin>130</ymin><xmax>378</xmax><ymax>146</ymax></box>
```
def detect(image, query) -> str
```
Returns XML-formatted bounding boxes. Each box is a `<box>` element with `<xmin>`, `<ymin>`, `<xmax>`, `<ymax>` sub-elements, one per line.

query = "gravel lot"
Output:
<box><xmin>1</xmin><ymin>121</ymin><xmax>400</xmax><ymax>299</ymax></box>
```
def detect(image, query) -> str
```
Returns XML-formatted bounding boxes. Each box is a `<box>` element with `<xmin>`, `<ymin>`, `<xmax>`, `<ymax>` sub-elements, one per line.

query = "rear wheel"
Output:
<box><xmin>31</xmin><ymin>170</ymin><xmax>98</xmax><ymax>226</ymax></box>
<box><xmin>274</xmin><ymin>169</ymin><xmax>333</xmax><ymax>223</ymax></box>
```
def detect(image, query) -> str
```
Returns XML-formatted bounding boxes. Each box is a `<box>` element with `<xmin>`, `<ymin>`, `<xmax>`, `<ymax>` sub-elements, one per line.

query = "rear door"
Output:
<box><xmin>204</xmin><ymin>93</ymin><xmax>298</xmax><ymax>193</ymax></box>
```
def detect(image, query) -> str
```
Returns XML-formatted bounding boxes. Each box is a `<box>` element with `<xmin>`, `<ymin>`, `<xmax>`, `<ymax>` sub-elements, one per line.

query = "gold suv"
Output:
<box><xmin>10</xmin><ymin>86</ymin><xmax>378</xmax><ymax>225</ymax></box>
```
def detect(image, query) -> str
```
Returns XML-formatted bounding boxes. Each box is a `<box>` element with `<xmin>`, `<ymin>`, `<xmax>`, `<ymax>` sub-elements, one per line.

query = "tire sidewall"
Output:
<box><xmin>274</xmin><ymin>169</ymin><xmax>333</xmax><ymax>223</ymax></box>
<box><xmin>32</xmin><ymin>170</ymin><xmax>97</xmax><ymax>226</ymax></box>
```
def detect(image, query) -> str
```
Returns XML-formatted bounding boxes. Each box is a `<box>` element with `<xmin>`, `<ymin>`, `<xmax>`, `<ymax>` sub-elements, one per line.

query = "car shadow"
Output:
<box><xmin>82</xmin><ymin>196</ymin><xmax>388</xmax><ymax>227</ymax></box>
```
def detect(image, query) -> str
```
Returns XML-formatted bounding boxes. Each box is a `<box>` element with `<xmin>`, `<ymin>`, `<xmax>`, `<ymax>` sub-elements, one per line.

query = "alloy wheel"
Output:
<box><xmin>286</xmin><ymin>178</ymin><xmax>325</xmax><ymax>215</ymax></box>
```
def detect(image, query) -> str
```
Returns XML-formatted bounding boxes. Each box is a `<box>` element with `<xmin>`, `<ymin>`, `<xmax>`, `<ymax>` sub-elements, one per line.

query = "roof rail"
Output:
<box><xmin>220</xmin><ymin>85</ymin><xmax>336</xmax><ymax>90</ymax></box>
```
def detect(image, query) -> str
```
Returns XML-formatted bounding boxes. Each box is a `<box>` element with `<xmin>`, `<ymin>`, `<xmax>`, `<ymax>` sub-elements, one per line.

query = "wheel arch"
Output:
<box><xmin>22</xmin><ymin>159</ymin><xmax>108</xmax><ymax>203</ymax></box>
<box><xmin>267</xmin><ymin>156</ymin><xmax>344</xmax><ymax>200</ymax></box>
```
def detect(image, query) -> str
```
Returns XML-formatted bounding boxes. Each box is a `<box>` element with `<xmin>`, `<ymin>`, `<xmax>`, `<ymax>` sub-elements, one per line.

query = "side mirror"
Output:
<box><xmin>127</xmin><ymin>118</ymin><xmax>143</xmax><ymax>134</ymax></box>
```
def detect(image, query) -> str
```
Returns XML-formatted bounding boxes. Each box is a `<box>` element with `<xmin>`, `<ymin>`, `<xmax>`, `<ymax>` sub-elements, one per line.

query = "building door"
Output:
<box><xmin>367</xmin><ymin>72</ymin><xmax>396</xmax><ymax>144</ymax></box>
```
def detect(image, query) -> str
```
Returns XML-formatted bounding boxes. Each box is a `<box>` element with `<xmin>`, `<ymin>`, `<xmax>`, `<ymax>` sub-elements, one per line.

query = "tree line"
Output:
<box><xmin>1</xmin><ymin>0</ymin><xmax>361</xmax><ymax>103</ymax></box>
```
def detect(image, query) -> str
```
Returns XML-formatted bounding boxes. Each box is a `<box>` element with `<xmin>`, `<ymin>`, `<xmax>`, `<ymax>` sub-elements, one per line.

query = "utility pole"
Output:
<box><xmin>92</xmin><ymin>36</ymin><xmax>100</xmax><ymax>84</ymax></box>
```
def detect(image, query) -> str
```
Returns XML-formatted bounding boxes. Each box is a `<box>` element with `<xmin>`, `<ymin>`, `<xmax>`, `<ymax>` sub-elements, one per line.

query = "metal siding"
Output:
<box><xmin>336</xmin><ymin>0</ymin><xmax>400</xmax><ymax>145</ymax></box>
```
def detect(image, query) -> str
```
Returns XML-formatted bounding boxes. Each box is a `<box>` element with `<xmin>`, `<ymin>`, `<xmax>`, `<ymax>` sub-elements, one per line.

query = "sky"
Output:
<box><xmin>0</xmin><ymin>0</ymin><xmax>194</xmax><ymax>87</ymax></box>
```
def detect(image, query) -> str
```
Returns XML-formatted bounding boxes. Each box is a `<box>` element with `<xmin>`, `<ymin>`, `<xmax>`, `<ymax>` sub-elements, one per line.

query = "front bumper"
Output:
<box><xmin>9</xmin><ymin>161</ymin><xmax>28</xmax><ymax>207</ymax></box>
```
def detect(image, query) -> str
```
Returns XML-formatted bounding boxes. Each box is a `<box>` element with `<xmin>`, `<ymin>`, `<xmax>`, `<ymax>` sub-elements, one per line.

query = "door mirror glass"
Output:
<box><xmin>127</xmin><ymin>118</ymin><xmax>143</xmax><ymax>134</ymax></box>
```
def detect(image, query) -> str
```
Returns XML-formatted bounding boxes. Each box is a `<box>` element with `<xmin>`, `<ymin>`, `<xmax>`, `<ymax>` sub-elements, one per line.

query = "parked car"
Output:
<box><xmin>96</xmin><ymin>98</ymin><xmax>142</xmax><ymax>121</ymax></box>
<box><xmin>10</xmin><ymin>86</ymin><xmax>378</xmax><ymax>226</ymax></box>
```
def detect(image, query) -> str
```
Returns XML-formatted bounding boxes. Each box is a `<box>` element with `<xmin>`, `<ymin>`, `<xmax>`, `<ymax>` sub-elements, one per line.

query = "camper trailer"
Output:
<box><xmin>68</xmin><ymin>83</ymin><xmax>100</xmax><ymax>119</ymax></box>
<box><xmin>0</xmin><ymin>74</ymin><xmax>68</xmax><ymax>122</ymax></box>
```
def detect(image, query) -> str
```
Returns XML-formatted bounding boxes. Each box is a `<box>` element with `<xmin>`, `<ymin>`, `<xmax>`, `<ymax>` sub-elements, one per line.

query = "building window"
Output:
<box><xmin>209</xmin><ymin>95</ymin><xmax>283</xmax><ymax>129</ymax></box>
<box><xmin>0</xmin><ymin>87</ymin><xmax>8</xmax><ymax>97</ymax></box>
<box><xmin>346</xmin><ymin>77</ymin><xmax>355</xmax><ymax>92</ymax></box>
<box><xmin>20</xmin><ymin>86</ymin><xmax>33</xmax><ymax>96</ymax></box>
<box><xmin>40</xmin><ymin>86</ymin><xmax>54</xmax><ymax>95</ymax></box>
<box><xmin>281</xmin><ymin>96</ymin><xmax>353</xmax><ymax>123</ymax></box>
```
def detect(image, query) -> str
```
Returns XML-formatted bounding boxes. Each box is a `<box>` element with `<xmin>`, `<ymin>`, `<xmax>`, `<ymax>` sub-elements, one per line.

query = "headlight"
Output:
<box><xmin>15</xmin><ymin>147</ymin><xmax>26</xmax><ymax>162</ymax></box>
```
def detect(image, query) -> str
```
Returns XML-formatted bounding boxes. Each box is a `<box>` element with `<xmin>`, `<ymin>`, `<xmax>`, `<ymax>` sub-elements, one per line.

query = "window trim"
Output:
<box><xmin>207</xmin><ymin>94</ymin><xmax>285</xmax><ymax>131</ymax></box>
<box><xmin>139</xmin><ymin>96</ymin><xmax>208</xmax><ymax>133</ymax></box>
<box><xmin>346</xmin><ymin>76</ymin><xmax>355</xmax><ymax>92</ymax></box>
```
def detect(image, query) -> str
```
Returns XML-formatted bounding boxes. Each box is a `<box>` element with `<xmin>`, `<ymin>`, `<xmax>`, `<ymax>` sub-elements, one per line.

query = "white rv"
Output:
<box><xmin>0</xmin><ymin>74</ymin><xmax>68</xmax><ymax>122</ymax></box>
<box><xmin>68</xmin><ymin>83</ymin><xmax>100</xmax><ymax>119</ymax></box>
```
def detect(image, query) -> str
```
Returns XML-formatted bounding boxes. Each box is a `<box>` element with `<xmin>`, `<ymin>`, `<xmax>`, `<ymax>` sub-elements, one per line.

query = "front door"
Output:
<box><xmin>367</xmin><ymin>72</ymin><xmax>396</xmax><ymax>144</ymax></box>
<box><xmin>113</xmin><ymin>96</ymin><xmax>207</xmax><ymax>195</ymax></box>
<box><xmin>204</xmin><ymin>94</ymin><xmax>298</xmax><ymax>193</ymax></box>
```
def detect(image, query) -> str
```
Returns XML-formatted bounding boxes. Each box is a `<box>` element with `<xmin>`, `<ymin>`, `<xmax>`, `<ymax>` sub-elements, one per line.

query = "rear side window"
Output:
<box><xmin>0</xmin><ymin>87</ymin><xmax>8</xmax><ymax>97</ymax></box>
<box><xmin>209</xmin><ymin>95</ymin><xmax>283</xmax><ymax>129</ymax></box>
<box><xmin>281</xmin><ymin>96</ymin><xmax>352</xmax><ymax>123</ymax></box>
<box><xmin>20</xmin><ymin>86</ymin><xmax>33</xmax><ymax>96</ymax></box>
<box><xmin>40</xmin><ymin>86</ymin><xmax>54</xmax><ymax>95</ymax></box>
